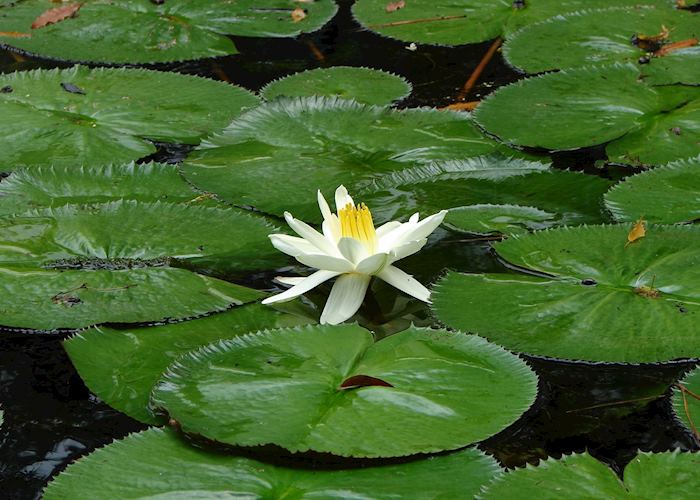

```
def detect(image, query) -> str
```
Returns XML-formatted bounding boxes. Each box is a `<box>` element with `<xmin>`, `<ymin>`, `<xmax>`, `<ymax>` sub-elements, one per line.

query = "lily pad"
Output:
<box><xmin>481</xmin><ymin>450</ymin><xmax>700</xmax><ymax>498</ymax></box>
<box><xmin>0</xmin><ymin>66</ymin><xmax>259</xmax><ymax>170</ymax></box>
<box><xmin>605</xmin><ymin>156</ymin><xmax>700</xmax><ymax>224</ymax></box>
<box><xmin>474</xmin><ymin>63</ymin><xmax>700</xmax><ymax>166</ymax></box>
<box><xmin>64</xmin><ymin>304</ymin><xmax>313</xmax><ymax>424</ymax></box>
<box><xmin>261</xmin><ymin>66</ymin><xmax>412</xmax><ymax>105</ymax></box>
<box><xmin>0</xmin><ymin>0</ymin><xmax>338</xmax><ymax>64</ymax></box>
<box><xmin>444</xmin><ymin>204</ymin><xmax>559</xmax><ymax>236</ymax></box>
<box><xmin>504</xmin><ymin>6</ymin><xmax>699</xmax><ymax>74</ymax></box>
<box><xmin>43</xmin><ymin>428</ymin><xmax>502</xmax><ymax>499</ymax></box>
<box><xmin>641</xmin><ymin>46</ymin><xmax>700</xmax><ymax>86</ymax></box>
<box><xmin>0</xmin><ymin>265</ymin><xmax>263</xmax><ymax>331</ymax></box>
<box><xmin>0</xmin><ymin>162</ymin><xmax>198</xmax><ymax>216</ymax></box>
<box><xmin>432</xmin><ymin>224</ymin><xmax>700</xmax><ymax>363</ymax></box>
<box><xmin>150</xmin><ymin>324</ymin><xmax>537</xmax><ymax>457</ymax></box>
<box><xmin>351</xmin><ymin>0</ymin><xmax>670</xmax><ymax>46</ymax></box>
<box><xmin>672</xmin><ymin>366</ymin><xmax>700</xmax><ymax>440</ymax></box>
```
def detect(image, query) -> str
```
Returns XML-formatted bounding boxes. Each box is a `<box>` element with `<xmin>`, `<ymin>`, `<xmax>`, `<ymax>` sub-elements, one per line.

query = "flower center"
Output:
<box><xmin>339</xmin><ymin>202</ymin><xmax>377</xmax><ymax>251</ymax></box>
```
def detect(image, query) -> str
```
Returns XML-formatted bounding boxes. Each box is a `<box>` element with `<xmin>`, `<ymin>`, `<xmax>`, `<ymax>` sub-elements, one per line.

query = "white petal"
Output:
<box><xmin>337</xmin><ymin>237</ymin><xmax>368</xmax><ymax>265</ymax></box>
<box><xmin>389</xmin><ymin>238</ymin><xmax>427</xmax><ymax>263</ymax></box>
<box><xmin>284</xmin><ymin>212</ymin><xmax>339</xmax><ymax>256</ymax></box>
<box><xmin>375</xmin><ymin>220</ymin><xmax>401</xmax><ymax>238</ymax></box>
<box><xmin>322</xmin><ymin>215</ymin><xmax>341</xmax><ymax>242</ymax></box>
<box><xmin>356</xmin><ymin>252</ymin><xmax>389</xmax><ymax>275</ymax></box>
<box><xmin>376</xmin><ymin>265</ymin><xmax>431</xmax><ymax>302</ymax></box>
<box><xmin>399</xmin><ymin>210</ymin><xmax>447</xmax><ymax>243</ymax></box>
<box><xmin>317</xmin><ymin>189</ymin><xmax>333</xmax><ymax>220</ymax></box>
<box><xmin>334</xmin><ymin>185</ymin><xmax>354</xmax><ymax>211</ymax></box>
<box><xmin>269</xmin><ymin>234</ymin><xmax>317</xmax><ymax>257</ymax></box>
<box><xmin>320</xmin><ymin>273</ymin><xmax>371</xmax><ymax>325</ymax></box>
<box><xmin>295</xmin><ymin>253</ymin><xmax>355</xmax><ymax>273</ymax></box>
<box><xmin>262</xmin><ymin>270</ymin><xmax>339</xmax><ymax>304</ymax></box>
<box><xmin>274</xmin><ymin>276</ymin><xmax>306</xmax><ymax>286</ymax></box>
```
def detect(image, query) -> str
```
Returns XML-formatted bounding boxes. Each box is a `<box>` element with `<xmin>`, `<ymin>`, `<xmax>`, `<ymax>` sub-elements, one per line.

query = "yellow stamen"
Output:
<box><xmin>339</xmin><ymin>202</ymin><xmax>377</xmax><ymax>251</ymax></box>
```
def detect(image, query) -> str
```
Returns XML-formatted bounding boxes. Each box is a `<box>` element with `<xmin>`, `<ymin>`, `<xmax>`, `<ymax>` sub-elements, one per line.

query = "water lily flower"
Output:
<box><xmin>262</xmin><ymin>186</ymin><xmax>447</xmax><ymax>325</ymax></box>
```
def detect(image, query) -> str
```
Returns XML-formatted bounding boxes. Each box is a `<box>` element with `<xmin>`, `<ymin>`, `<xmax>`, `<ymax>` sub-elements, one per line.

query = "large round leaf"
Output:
<box><xmin>0</xmin><ymin>265</ymin><xmax>263</xmax><ymax>331</ymax></box>
<box><xmin>150</xmin><ymin>324</ymin><xmax>538</xmax><ymax>457</ymax></box>
<box><xmin>64</xmin><ymin>304</ymin><xmax>313</xmax><ymax>424</ymax></box>
<box><xmin>672</xmin><ymin>366</ymin><xmax>700</xmax><ymax>440</ymax></box>
<box><xmin>444</xmin><ymin>204</ymin><xmax>559</xmax><ymax>236</ymax></box>
<box><xmin>182</xmin><ymin>97</ymin><xmax>528</xmax><ymax>222</ymax></box>
<box><xmin>0</xmin><ymin>0</ymin><xmax>338</xmax><ymax>64</ymax></box>
<box><xmin>43</xmin><ymin>428</ymin><xmax>502</xmax><ymax>499</ymax></box>
<box><xmin>641</xmin><ymin>46</ymin><xmax>700</xmax><ymax>86</ymax></box>
<box><xmin>261</xmin><ymin>66</ymin><xmax>412</xmax><ymax>105</ymax></box>
<box><xmin>481</xmin><ymin>450</ymin><xmax>700</xmax><ymax>498</ymax></box>
<box><xmin>351</xmin><ymin>0</ymin><xmax>669</xmax><ymax>46</ymax></box>
<box><xmin>0</xmin><ymin>200</ymin><xmax>283</xmax><ymax>272</ymax></box>
<box><xmin>474</xmin><ymin>63</ymin><xmax>700</xmax><ymax>166</ymax></box>
<box><xmin>605</xmin><ymin>156</ymin><xmax>700</xmax><ymax>224</ymax></box>
<box><xmin>432</xmin><ymin>224</ymin><xmax>700</xmax><ymax>363</ymax></box>
<box><xmin>0</xmin><ymin>66</ymin><xmax>259</xmax><ymax>170</ymax></box>
<box><xmin>0</xmin><ymin>162</ymin><xmax>198</xmax><ymax>217</ymax></box>
<box><xmin>504</xmin><ymin>7</ymin><xmax>699</xmax><ymax>74</ymax></box>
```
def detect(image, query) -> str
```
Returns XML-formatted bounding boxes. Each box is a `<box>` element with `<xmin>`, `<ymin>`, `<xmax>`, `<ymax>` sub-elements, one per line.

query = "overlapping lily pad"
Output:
<box><xmin>150</xmin><ymin>324</ymin><xmax>537</xmax><ymax>457</ymax></box>
<box><xmin>641</xmin><ymin>46</ymin><xmax>700</xmax><ymax>86</ymax></box>
<box><xmin>672</xmin><ymin>366</ymin><xmax>700</xmax><ymax>439</ymax></box>
<box><xmin>43</xmin><ymin>428</ymin><xmax>502</xmax><ymax>499</ymax></box>
<box><xmin>0</xmin><ymin>162</ymin><xmax>198</xmax><ymax>216</ymax></box>
<box><xmin>504</xmin><ymin>6</ymin><xmax>699</xmax><ymax>74</ymax></box>
<box><xmin>64</xmin><ymin>304</ymin><xmax>313</xmax><ymax>424</ymax></box>
<box><xmin>444</xmin><ymin>204</ymin><xmax>559</xmax><ymax>236</ymax></box>
<box><xmin>432</xmin><ymin>224</ymin><xmax>700</xmax><ymax>363</ymax></box>
<box><xmin>0</xmin><ymin>66</ymin><xmax>259</xmax><ymax>170</ymax></box>
<box><xmin>474</xmin><ymin>63</ymin><xmax>700</xmax><ymax>166</ymax></box>
<box><xmin>481</xmin><ymin>450</ymin><xmax>700</xmax><ymax>498</ymax></box>
<box><xmin>261</xmin><ymin>66</ymin><xmax>412</xmax><ymax>105</ymax></box>
<box><xmin>605</xmin><ymin>156</ymin><xmax>700</xmax><ymax>224</ymax></box>
<box><xmin>351</xmin><ymin>0</ymin><xmax>670</xmax><ymax>46</ymax></box>
<box><xmin>0</xmin><ymin>0</ymin><xmax>338</xmax><ymax>64</ymax></box>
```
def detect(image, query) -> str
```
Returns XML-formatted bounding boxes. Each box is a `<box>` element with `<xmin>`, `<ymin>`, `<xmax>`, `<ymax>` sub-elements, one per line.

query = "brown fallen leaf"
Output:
<box><xmin>339</xmin><ymin>374</ymin><xmax>394</xmax><ymax>390</ymax></box>
<box><xmin>31</xmin><ymin>3</ymin><xmax>83</xmax><ymax>30</ymax></box>
<box><xmin>386</xmin><ymin>0</ymin><xmax>405</xmax><ymax>13</ymax></box>
<box><xmin>625</xmin><ymin>217</ymin><xmax>646</xmax><ymax>247</ymax></box>
<box><xmin>441</xmin><ymin>101</ymin><xmax>480</xmax><ymax>111</ymax></box>
<box><xmin>0</xmin><ymin>31</ymin><xmax>31</xmax><ymax>38</ymax></box>
<box><xmin>291</xmin><ymin>7</ymin><xmax>307</xmax><ymax>23</ymax></box>
<box><xmin>655</xmin><ymin>38</ymin><xmax>699</xmax><ymax>57</ymax></box>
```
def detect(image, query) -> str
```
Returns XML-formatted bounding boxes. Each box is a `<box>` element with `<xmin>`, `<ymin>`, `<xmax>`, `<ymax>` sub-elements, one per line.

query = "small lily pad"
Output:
<box><xmin>0</xmin><ymin>0</ymin><xmax>338</xmax><ymax>64</ymax></box>
<box><xmin>672</xmin><ymin>366</ymin><xmax>700</xmax><ymax>440</ymax></box>
<box><xmin>261</xmin><ymin>66</ymin><xmax>412</xmax><ymax>105</ymax></box>
<box><xmin>444</xmin><ymin>204</ymin><xmax>558</xmax><ymax>236</ymax></box>
<box><xmin>605</xmin><ymin>156</ymin><xmax>700</xmax><ymax>224</ymax></box>
<box><xmin>43</xmin><ymin>428</ymin><xmax>502</xmax><ymax>499</ymax></box>
<box><xmin>432</xmin><ymin>224</ymin><xmax>700</xmax><ymax>363</ymax></box>
<box><xmin>150</xmin><ymin>324</ymin><xmax>537</xmax><ymax>457</ymax></box>
<box><xmin>0</xmin><ymin>66</ymin><xmax>259</xmax><ymax>170</ymax></box>
<box><xmin>481</xmin><ymin>450</ymin><xmax>700</xmax><ymax>498</ymax></box>
<box><xmin>64</xmin><ymin>303</ymin><xmax>313</xmax><ymax>424</ymax></box>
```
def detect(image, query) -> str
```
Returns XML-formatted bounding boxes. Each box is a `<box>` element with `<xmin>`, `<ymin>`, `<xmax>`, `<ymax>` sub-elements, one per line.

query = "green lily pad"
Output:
<box><xmin>351</xmin><ymin>0</ymin><xmax>670</xmax><ymax>46</ymax></box>
<box><xmin>0</xmin><ymin>162</ymin><xmax>198</xmax><ymax>216</ymax></box>
<box><xmin>261</xmin><ymin>66</ymin><xmax>412</xmax><ymax>105</ymax></box>
<box><xmin>0</xmin><ymin>265</ymin><xmax>263</xmax><ymax>331</ymax></box>
<box><xmin>672</xmin><ymin>366</ymin><xmax>700</xmax><ymax>440</ymax></box>
<box><xmin>481</xmin><ymin>450</ymin><xmax>700</xmax><ymax>499</ymax></box>
<box><xmin>64</xmin><ymin>303</ymin><xmax>313</xmax><ymax>424</ymax></box>
<box><xmin>504</xmin><ymin>6</ymin><xmax>699</xmax><ymax>74</ymax></box>
<box><xmin>182</xmin><ymin>97</ymin><xmax>528</xmax><ymax>222</ymax></box>
<box><xmin>150</xmin><ymin>324</ymin><xmax>538</xmax><ymax>457</ymax></box>
<box><xmin>359</xmin><ymin>161</ymin><xmax>611</xmax><ymax>225</ymax></box>
<box><xmin>0</xmin><ymin>0</ymin><xmax>338</xmax><ymax>64</ymax></box>
<box><xmin>641</xmin><ymin>46</ymin><xmax>700</xmax><ymax>86</ymax></box>
<box><xmin>605</xmin><ymin>156</ymin><xmax>700</xmax><ymax>224</ymax></box>
<box><xmin>432</xmin><ymin>224</ymin><xmax>700</xmax><ymax>363</ymax></box>
<box><xmin>0</xmin><ymin>66</ymin><xmax>259</xmax><ymax>170</ymax></box>
<box><xmin>444</xmin><ymin>204</ymin><xmax>559</xmax><ymax>236</ymax></box>
<box><xmin>43</xmin><ymin>428</ymin><xmax>502</xmax><ymax>499</ymax></box>
<box><xmin>474</xmin><ymin>63</ymin><xmax>700</xmax><ymax>166</ymax></box>
<box><xmin>0</xmin><ymin>200</ymin><xmax>283</xmax><ymax>273</ymax></box>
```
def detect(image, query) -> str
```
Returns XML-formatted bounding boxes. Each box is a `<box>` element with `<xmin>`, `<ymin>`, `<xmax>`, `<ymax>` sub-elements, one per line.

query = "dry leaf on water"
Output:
<box><xmin>291</xmin><ymin>7</ymin><xmax>307</xmax><ymax>23</ymax></box>
<box><xmin>31</xmin><ymin>3</ymin><xmax>83</xmax><ymax>30</ymax></box>
<box><xmin>386</xmin><ymin>0</ymin><xmax>406</xmax><ymax>13</ymax></box>
<box><xmin>625</xmin><ymin>217</ymin><xmax>646</xmax><ymax>247</ymax></box>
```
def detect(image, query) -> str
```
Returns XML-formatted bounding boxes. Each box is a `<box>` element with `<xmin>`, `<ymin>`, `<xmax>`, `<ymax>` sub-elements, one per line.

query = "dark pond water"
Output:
<box><xmin>0</xmin><ymin>1</ymin><xmax>698</xmax><ymax>498</ymax></box>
